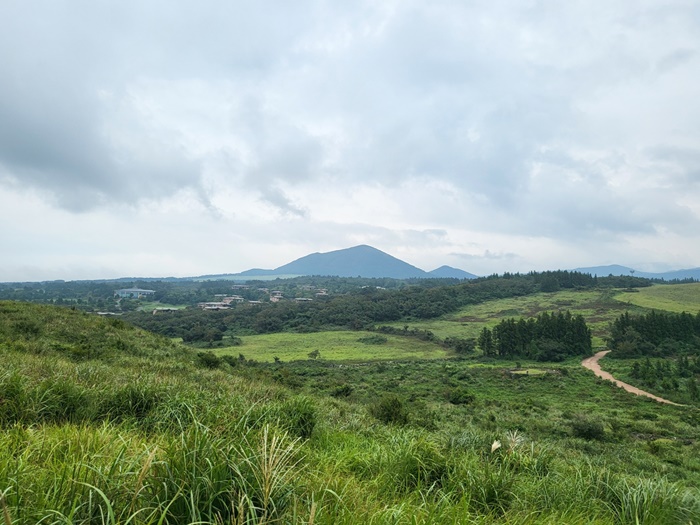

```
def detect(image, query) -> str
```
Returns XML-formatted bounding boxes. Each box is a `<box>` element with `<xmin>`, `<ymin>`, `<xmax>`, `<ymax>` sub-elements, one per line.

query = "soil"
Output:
<box><xmin>581</xmin><ymin>350</ymin><xmax>684</xmax><ymax>406</ymax></box>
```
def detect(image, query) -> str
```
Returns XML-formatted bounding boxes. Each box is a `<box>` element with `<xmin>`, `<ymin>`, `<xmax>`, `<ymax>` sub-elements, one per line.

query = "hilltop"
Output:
<box><xmin>215</xmin><ymin>245</ymin><xmax>478</xmax><ymax>280</ymax></box>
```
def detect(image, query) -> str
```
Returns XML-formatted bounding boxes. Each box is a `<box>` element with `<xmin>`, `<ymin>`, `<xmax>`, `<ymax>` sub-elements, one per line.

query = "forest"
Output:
<box><xmin>608</xmin><ymin>310</ymin><xmax>700</xmax><ymax>358</ymax></box>
<box><xmin>477</xmin><ymin>311</ymin><xmax>591</xmax><ymax>361</ymax></box>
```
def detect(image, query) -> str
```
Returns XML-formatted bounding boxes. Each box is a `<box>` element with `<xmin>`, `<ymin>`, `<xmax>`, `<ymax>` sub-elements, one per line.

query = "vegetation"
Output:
<box><xmin>1</xmin><ymin>273</ymin><xmax>700</xmax><ymax>523</ymax></box>
<box><xmin>0</xmin><ymin>298</ymin><xmax>699</xmax><ymax>523</ymax></box>
<box><xmin>608</xmin><ymin>310</ymin><xmax>700</xmax><ymax>358</ymax></box>
<box><xmin>477</xmin><ymin>311</ymin><xmax>591</xmax><ymax>361</ymax></box>
<box><xmin>615</xmin><ymin>283</ymin><xmax>700</xmax><ymax>313</ymax></box>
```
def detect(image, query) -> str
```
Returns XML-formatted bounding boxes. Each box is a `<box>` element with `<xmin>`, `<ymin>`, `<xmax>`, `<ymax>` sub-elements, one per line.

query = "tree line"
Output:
<box><xmin>477</xmin><ymin>311</ymin><xmax>592</xmax><ymax>361</ymax></box>
<box><xmin>608</xmin><ymin>310</ymin><xmax>700</xmax><ymax>358</ymax></box>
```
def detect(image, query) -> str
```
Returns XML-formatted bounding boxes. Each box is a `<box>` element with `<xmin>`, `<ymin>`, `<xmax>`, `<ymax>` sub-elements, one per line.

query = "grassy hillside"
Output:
<box><xmin>386</xmin><ymin>285</ymin><xmax>700</xmax><ymax>349</ymax></box>
<box><xmin>615</xmin><ymin>283</ymin><xmax>700</xmax><ymax>313</ymax></box>
<box><xmin>381</xmin><ymin>289</ymin><xmax>646</xmax><ymax>347</ymax></box>
<box><xmin>0</xmin><ymin>300</ymin><xmax>699</xmax><ymax>523</ymax></box>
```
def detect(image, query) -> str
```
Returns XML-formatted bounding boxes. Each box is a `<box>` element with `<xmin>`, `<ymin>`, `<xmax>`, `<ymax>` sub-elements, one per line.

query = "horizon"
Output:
<box><xmin>2</xmin><ymin>2</ymin><xmax>700</xmax><ymax>282</ymax></box>
<box><xmin>2</xmin><ymin>244</ymin><xmax>697</xmax><ymax>284</ymax></box>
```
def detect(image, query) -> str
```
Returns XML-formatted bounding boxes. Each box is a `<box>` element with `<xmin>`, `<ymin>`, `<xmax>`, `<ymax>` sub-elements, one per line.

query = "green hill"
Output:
<box><xmin>0</xmin><ymin>300</ymin><xmax>699</xmax><ymax>523</ymax></box>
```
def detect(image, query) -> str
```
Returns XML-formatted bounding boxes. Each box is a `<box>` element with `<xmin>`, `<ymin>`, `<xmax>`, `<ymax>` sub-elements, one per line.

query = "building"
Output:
<box><xmin>115</xmin><ymin>288</ymin><xmax>156</xmax><ymax>299</ymax></box>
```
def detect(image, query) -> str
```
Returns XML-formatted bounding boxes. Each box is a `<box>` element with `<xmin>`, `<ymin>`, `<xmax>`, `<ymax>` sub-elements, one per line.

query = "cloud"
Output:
<box><xmin>2</xmin><ymin>1</ymin><xmax>700</xmax><ymax>280</ymax></box>
<box><xmin>452</xmin><ymin>250</ymin><xmax>518</xmax><ymax>262</ymax></box>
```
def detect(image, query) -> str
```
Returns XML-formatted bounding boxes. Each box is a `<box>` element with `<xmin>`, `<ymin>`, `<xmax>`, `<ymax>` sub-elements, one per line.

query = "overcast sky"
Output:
<box><xmin>2</xmin><ymin>1</ymin><xmax>700</xmax><ymax>281</ymax></box>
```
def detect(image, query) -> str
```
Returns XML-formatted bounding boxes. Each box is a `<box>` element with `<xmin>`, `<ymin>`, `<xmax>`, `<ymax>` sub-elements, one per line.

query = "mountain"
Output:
<box><xmin>233</xmin><ymin>245</ymin><xmax>478</xmax><ymax>280</ymax></box>
<box><xmin>273</xmin><ymin>245</ymin><xmax>428</xmax><ymax>278</ymax></box>
<box><xmin>428</xmin><ymin>265</ymin><xmax>478</xmax><ymax>279</ymax></box>
<box><xmin>573</xmin><ymin>265</ymin><xmax>636</xmax><ymax>277</ymax></box>
<box><xmin>574</xmin><ymin>265</ymin><xmax>700</xmax><ymax>280</ymax></box>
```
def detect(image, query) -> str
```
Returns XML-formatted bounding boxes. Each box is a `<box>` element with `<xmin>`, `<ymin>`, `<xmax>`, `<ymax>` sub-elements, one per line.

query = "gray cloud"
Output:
<box><xmin>2</xmin><ymin>0</ymin><xmax>700</xmax><ymax>279</ymax></box>
<box><xmin>452</xmin><ymin>250</ymin><xmax>519</xmax><ymax>262</ymax></box>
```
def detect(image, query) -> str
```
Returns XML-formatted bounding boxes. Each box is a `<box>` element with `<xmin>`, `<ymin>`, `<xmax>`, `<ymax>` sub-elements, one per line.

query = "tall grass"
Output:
<box><xmin>0</xmin><ymin>300</ymin><xmax>699</xmax><ymax>523</ymax></box>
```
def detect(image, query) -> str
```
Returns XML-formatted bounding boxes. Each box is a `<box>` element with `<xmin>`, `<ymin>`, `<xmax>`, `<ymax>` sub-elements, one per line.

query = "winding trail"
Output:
<box><xmin>581</xmin><ymin>350</ymin><xmax>683</xmax><ymax>406</ymax></box>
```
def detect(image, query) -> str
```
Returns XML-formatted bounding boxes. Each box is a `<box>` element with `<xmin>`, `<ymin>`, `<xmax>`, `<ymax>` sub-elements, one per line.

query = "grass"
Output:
<box><xmin>1</xmin><ymin>298</ymin><xmax>700</xmax><ymax>523</ymax></box>
<box><xmin>614</xmin><ymin>283</ymin><xmax>700</xmax><ymax>313</ymax></box>
<box><xmin>389</xmin><ymin>286</ymin><xmax>698</xmax><ymax>348</ymax></box>
<box><xmin>386</xmin><ymin>289</ymin><xmax>646</xmax><ymax>347</ymax></box>
<box><xmin>215</xmin><ymin>330</ymin><xmax>451</xmax><ymax>362</ymax></box>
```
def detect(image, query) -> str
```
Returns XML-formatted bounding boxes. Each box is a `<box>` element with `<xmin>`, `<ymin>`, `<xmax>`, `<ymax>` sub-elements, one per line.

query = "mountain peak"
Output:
<box><xmin>428</xmin><ymin>265</ymin><xmax>478</xmax><ymax>279</ymax></box>
<box><xmin>274</xmin><ymin>245</ymin><xmax>428</xmax><ymax>278</ymax></box>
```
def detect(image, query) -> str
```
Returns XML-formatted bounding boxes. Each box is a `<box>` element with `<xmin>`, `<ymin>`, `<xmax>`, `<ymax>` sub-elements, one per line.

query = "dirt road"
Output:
<box><xmin>581</xmin><ymin>350</ymin><xmax>683</xmax><ymax>406</ymax></box>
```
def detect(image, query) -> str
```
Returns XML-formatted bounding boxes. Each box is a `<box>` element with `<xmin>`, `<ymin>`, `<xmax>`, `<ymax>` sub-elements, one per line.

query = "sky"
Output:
<box><xmin>2</xmin><ymin>1</ymin><xmax>700</xmax><ymax>282</ymax></box>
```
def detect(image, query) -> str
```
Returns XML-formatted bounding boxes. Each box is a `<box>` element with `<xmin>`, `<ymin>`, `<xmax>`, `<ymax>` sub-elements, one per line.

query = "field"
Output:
<box><xmin>1</xmin><ymin>281</ymin><xmax>700</xmax><ymax>524</ymax></box>
<box><xmin>215</xmin><ymin>285</ymin><xmax>697</xmax><ymax>363</ymax></box>
<box><xmin>615</xmin><ymin>282</ymin><xmax>700</xmax><ymax>313</ymax></box>
<box><xmin>384</xmin><ymin>289</ymin><xmax>650</xmax><ymax>347</ymax></box>
<box><xmin>215</xmin><ymin>330</ymin><xmax>451</xmax><ymax>362</ymax></box>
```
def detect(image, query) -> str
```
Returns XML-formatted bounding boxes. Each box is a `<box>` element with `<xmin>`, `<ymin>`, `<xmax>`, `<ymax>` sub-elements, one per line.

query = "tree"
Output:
<box><xmin>478</xmin><ymin>327</ymin><xmax>495</xmax><ymax>357</ymax></box>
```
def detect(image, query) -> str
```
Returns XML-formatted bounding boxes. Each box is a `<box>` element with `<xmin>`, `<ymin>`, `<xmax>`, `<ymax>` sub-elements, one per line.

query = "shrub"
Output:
<box><xmin>330</xmin><ymin>384</ymin><xmax>353</xmax><ymax>398</ymax></box>
<box><xmin>446</xmin><ymin>387</ymin><xmax>475</xmax><ymax>405</ymax></box>
<box><xmin>371</xmin><ymin>395</ymin><xmax>409</xmax><ymax>426</ymax></box>
<box><xmin>197</xmin><ymin>351</ymin><xmax>222</xmax><ymax>369</ymax></box>
<box><xmin>357</xmin><ymin>335</ymin><xmax>388</xmax><ymax>345</ymax></box>
<box><xmin>0</xmin><ymin>372</ymin><xmax>31</xmax><ymax>426</ymax></box>
<box><xmin>571</xmin><ymin>415</ymin><xmax>606</xmax><ymax>440</ymax></box>
<box><xmin>382</xmin><ymin>436</ymin><xmax>448</xmax><ymax>493</ymax></box>
<box><xmin>36</xmin><ymin>377</ymin><xmax>91</xmax><ymax>424</ymax></box>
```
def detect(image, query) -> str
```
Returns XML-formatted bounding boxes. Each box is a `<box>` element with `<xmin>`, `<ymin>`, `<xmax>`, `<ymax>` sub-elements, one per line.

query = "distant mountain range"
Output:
<box><xmin>198</xmin><ymin>246</ymin><xmax>699</xmax><ymax>282</ymax></box>
<box><xmin>218</xmin><ymin>245</ymin><xmax>479</xmax><ymax>280</ymax></box>
<box><xmin>573</xmin><ymin>265</ymin><xmax>700</xmax><ymax>281</ymax></box>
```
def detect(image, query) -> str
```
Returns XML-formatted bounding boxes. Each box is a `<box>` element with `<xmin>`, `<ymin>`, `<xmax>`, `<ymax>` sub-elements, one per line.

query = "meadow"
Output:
<box><xmin>614</xmin><ymin>282</ymin><xmax>700</xmax><ymax>313</ymax></box>
<box><xmin>383</xmin><ymin>288</ymin><xmax>649</xmax><ymax>347</ymax></box>
<box><xmin>1</xmin><ymin>280</ymin><xmax>700</xmax><ymax>524</ymax></box>
<box><xmin>215</xmin><ymin>330</ymin><xmax>450</xmax><ymax>362</ymax></box>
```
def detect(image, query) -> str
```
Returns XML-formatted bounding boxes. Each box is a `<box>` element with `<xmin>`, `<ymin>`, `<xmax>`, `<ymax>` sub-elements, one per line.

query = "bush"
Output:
<box><xmin>382</xmin><ymin>436</ymin><xmax>448</xmax><ymax>493</ymax></box>
<box><xmin>446</xmin><ymin>387</ymin><xmax>475</xmax><ymax>405</ymax></box>
<box><xmin>197</xmin><ymin>351</ymin><xmax>222</xmax><ymax>369</ymax></box>
<box><xmin>36</xmin><ymin>378</ymin><xmax>90</xmax><ymax>424</ymax></box>
<box><xmin>357</xmin><ymin>335</ymin><xmax>388</xmax><ymax>345</ymax></box>
<box><xmin>330</xmin><ymin>384</ymin><xmax>353</xmax><ymax>398</ymax></box>
<box><xmin>371</xmin><ymin>395</ymin><xmax>409</xmax><ymax>426</ymax></box>
<box><xmin>571</xmin><ymin>415</ymin><xmax>606</xmax><ymax>440</ymax></box>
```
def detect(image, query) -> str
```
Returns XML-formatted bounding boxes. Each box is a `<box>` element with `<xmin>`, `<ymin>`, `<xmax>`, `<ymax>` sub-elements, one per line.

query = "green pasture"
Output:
<box><xmin>390</xmin><ymin>289</ymin><xmax>646</xmax><ymax>347</ymax></box>
<box><xmin>614</xmin><ymin>283</ymin><xmax>700</xmax><ymax>313</ymax></box>
<box><xmin>389</xmin><ymin>285</ymin><xmax>698</xmax><ymax>349</ymax></box>
<box><xmin>216</xmin><ymin>330</ymin><xmax>450</xmax><ymax>362</ymax></box>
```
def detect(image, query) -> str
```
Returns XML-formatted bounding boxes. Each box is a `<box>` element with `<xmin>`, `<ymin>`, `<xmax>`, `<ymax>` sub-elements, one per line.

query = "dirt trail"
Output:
<box><xmin>581</xmin><ymin>350</ymin><xmax>683</xmax><ymax>406</ymax></box>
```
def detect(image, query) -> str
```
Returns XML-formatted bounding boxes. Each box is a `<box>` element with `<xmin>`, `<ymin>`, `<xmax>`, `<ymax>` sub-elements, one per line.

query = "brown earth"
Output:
<box><xmin>581</xmin><ymin>350</ymin><xmax>684</xmax><ymax>406</ymax></box>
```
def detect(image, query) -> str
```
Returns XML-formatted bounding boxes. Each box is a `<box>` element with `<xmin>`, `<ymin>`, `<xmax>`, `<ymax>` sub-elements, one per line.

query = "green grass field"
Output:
<box><xmin>383</xmin><ymin>285</ymin><xmax>698</xmax><ymax>349</ymax></box>
<box><xmin>212</xmin><ymin>286</ymin><xmax>699</xmax><ymax>365</ymax></box>
<box><xmin>216</xmin><ymin>330</ymin><xmax>451</xmax><ymax>362</ymax></box>
<box><xmin>385</xmin><ymin>289</ymin><xmax>647</xmax><ymax>347</ymax></box>
<box><xmin>614</xmin><ymin>283</ymin><xmax>700</xmax><ymax>313</ymax></box>
<box><xmin>1</xmin><ymin>299</ymin><xmax>700</xmax><ymax>523</ymax></box>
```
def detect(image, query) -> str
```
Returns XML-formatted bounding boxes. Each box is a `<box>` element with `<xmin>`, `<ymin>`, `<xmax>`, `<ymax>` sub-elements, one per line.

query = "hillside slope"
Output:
<box><xmin>0</xmin><ymin>301</ymin><xmax>698</xmax><ymax>524</ymax></box>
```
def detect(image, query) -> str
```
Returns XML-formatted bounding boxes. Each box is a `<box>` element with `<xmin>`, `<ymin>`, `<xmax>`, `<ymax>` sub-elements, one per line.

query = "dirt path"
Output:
<box><xmin>581</xmin><ymin>350</ymin><xmax>683</xmax><ymax>406</ymax></box>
